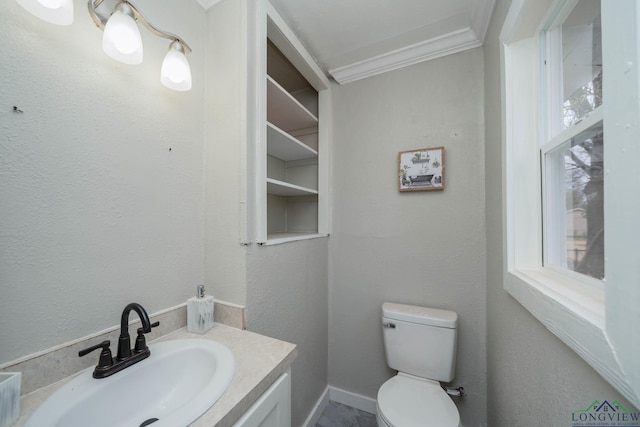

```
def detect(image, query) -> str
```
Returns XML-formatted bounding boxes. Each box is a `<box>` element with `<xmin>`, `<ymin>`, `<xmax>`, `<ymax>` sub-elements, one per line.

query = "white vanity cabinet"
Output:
<box><xmin>232</xmin><ymin>372</ymin><xmax>291</xmax><ymax>427</ymax></box>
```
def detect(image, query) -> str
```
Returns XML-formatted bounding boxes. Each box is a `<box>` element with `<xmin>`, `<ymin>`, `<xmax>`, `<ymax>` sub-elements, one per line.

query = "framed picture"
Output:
<box><xmin>398</xmin><ymin>146</ymin><xmax>445</xmax><ymax>192</ymax></box>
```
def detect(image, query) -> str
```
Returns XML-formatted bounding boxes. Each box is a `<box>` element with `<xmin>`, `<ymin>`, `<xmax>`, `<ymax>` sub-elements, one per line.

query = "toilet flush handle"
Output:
<box><xmin>382</xmin><ymin>322</ymin><xmax>396</xmax><ymax>329</ymax></box>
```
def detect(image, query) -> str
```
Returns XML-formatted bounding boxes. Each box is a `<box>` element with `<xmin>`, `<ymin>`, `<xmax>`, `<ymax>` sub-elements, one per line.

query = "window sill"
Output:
<box><xmin>507</xmin><ymin>268</ymin><xmax>604</xmax><ymax>329</ymax></box>
<box><xmin>504</xmin><ymin>268</ymin><xmax>635</xmax><ymax>403</ymax></box>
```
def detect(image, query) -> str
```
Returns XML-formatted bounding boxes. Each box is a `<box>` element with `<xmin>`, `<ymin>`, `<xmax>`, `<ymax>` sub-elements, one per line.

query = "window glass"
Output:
<box><xmin>561</xmin><ymin>0</ymin><xmax>602</xmax><ymax>129</ymax></box>
<box><xmin>543</xmin><ymin>0</ymin><xmax>604</xmax><ymax>281</ymax></box>
<box><xmin>545</xmin><ymin>121</ymin><xmax>604</xmax><ymax>279</ymax></box>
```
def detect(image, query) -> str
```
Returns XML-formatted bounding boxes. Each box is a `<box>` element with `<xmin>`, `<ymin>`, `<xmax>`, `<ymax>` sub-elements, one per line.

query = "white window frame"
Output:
<box><xmin>501</xmin><ymin>0</ymin><xmax>640</xmax><ymax>408</ymax></box>
<box><xmin>539</xmin><ymin>1</ymin><xmax>605</xmax><ymax>283</ymax></box>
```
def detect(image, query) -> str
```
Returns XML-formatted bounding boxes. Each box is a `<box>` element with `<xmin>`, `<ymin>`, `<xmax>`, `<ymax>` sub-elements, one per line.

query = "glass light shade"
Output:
<box><xmin>161</xmin><ymin>43</ymin><xmax>192</xmax><ymax>91</ymax></box>
<box><xmin>16</xmin><ymin>0</ymin><xmax>73</xmax><ymax>25</ymax></box>
<box><xmin>102</xmin><ymin>6</ymin><xmax>143</xmax><ymax>65</ymax></box>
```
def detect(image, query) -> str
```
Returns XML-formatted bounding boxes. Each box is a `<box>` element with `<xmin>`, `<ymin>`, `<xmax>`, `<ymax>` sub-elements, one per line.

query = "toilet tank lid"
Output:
<box><xmin>382</xmin><ymin>303</ymin><xmax>457</xmax><ymax>328</ymax></box>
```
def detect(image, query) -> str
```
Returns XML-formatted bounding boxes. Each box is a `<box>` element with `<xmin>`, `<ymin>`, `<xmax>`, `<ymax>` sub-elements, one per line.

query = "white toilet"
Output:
<box><xmin>376</xmin><ymin>302</ymin><xmax>461</xmax><ymax>427</ymax></box>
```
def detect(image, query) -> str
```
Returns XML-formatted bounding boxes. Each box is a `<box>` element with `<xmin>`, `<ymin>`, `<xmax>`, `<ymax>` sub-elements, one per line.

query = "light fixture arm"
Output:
<box><xmin>88</xmin><ymin>0</ymin><xmax>192</xmax><ymax>54</ymax></box>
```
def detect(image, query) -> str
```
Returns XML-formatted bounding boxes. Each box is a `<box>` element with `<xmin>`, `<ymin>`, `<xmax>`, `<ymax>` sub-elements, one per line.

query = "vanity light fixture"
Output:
<box><xmin>15</xmin><ymin>0</ymin><xmax>74</xmax><ymax>26</ymax></box>
<box><xmin>88</xmin><ymin>0</ymin><xmax>193</xmax><ymax>91</ymax></box>
<box><xmin>161</xmin><ymin>41</ymin><xmax>192</xmax><ymax>91</ymax></box>
<box><xmin>101</xmin><ymin>2</ymin><xmax>143</xmax><ymax>65</ymax></box>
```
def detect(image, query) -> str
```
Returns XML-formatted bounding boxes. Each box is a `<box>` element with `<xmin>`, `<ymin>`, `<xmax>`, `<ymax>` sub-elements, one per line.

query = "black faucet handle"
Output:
<box><xmin>134</xmin><ymin>321</ymin><xmax>160</xmax><ymax>353</ymax></box>
<box><xmin>79</xmin><ymin>340</ymin><xmax>113</xmax><ymax>368</ymax></box>
<box><xmin>138</xmin><ymin>321</ymin><xmax>160</xmax><ymax>334</ymax></box>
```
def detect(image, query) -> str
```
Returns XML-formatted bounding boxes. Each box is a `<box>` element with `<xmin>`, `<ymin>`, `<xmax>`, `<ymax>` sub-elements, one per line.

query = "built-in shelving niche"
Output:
<box><xmin>264</xmin><ymin>39</ymin><xmax>321</xmax><ymax>242</ymax></box>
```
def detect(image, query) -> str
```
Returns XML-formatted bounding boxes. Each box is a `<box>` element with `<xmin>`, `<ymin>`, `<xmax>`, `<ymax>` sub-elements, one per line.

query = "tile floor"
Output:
<box><xmin>316</xmin><ymin>401</ymin><xmax>378</xmax><ymax>427</ymax></box>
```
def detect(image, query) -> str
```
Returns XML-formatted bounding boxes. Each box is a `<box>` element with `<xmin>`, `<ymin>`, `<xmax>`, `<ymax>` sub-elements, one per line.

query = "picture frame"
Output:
<box><xmin>398</xmin><ymin>146</ymin><xmax>445</xmax><ymax>192</ymax></box>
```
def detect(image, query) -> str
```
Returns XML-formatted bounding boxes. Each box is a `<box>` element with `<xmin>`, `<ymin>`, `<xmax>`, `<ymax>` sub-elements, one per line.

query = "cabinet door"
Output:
<box><xmin>233</xmin><ymin>372</ymin><xmax>291</xmax><ymax>427</ymax></box>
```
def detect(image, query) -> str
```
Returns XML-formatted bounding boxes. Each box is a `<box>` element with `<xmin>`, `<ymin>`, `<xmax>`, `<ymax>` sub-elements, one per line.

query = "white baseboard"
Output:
<box><xmin>301</xmin><ymin>385</ymin><xmax>378</xmax><ymax>427</ymax></box>
<box><xmin>328</xmin><ymin>386</ymin><xmax>377</xmax><ymax>415</ymax></box>
<box><xmin>301</xmin><ymin>386</ymin><xmax>330</xmax><ymax>427</ymax></box>
<box><xmin>303</xmin><ymin>385</ymin><xmax>470</xmax><ymax>427</ymax></box>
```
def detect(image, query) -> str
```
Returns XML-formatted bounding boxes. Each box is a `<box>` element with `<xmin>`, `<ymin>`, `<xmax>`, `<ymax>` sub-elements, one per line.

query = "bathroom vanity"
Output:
<box><xmin>13</xmin><ymin>324</ymin><xmax>297</xmax><ymax>427</ymax></box>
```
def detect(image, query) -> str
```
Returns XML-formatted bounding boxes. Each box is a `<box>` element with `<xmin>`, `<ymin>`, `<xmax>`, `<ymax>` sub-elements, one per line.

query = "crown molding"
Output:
<box><xmin>329</xmin><ymin>0</ymin><xmax>496</xmax><ymax>85</ymax></box>
<box><xmin>198</xmin><ymin>0</ymin><xmax>497</xmax><ymax>84</ymax></box>
<box><xmin>329</xmin><ymin>27</ymin><xmax>482</xmax><ymax>84</ymax></box>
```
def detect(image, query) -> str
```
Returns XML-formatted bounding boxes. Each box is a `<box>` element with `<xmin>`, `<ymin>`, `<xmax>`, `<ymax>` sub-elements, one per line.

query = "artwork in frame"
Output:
<box><xmin>398</xmin><ymin>147</ymin><xmax>445</xmax><ymax>192</ymax></box>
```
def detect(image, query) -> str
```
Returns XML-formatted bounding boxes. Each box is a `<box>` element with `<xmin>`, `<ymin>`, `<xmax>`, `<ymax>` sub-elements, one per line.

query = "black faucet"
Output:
<box><xmin>117</xmin><ymin>302</ymin><xmax>152</xmax><ymax>360</ymax></box>
<box><xmin>79</xmin><ymin>302</ymin><xmax>159</xmax><ymax>379</ymax></box>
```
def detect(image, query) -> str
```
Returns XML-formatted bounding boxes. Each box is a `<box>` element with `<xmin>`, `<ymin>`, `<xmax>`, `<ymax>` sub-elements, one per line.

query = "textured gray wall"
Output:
<box><xmin>246</xmin><ymin>238</ymin><xmax>329</xmax><ymax>427</ymax></box>
<box><xmin>204</xmin><ymin>0</ymin><xmax>249</xmax><ymax>305</ymax></box>
<box><xmin>483</xmin><ymin>1</ymin><xmax>639</xmax><ymax>424</ymax></box>
<box><xmin>0</xmin><ymin>0</ymin><xmax>206</xmax><ymax>365</ymax></box>
<box><xmin>329</xmin><ymin>49</ymin><xmax>487</xmax><ymax>427</ymax></box>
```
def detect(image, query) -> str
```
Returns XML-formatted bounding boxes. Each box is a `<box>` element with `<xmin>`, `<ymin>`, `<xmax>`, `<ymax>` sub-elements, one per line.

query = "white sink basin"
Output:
<box><xmin>25</xmin><ymin>339</ymin><xmax>235</xmax><ymax>427</ymax></box>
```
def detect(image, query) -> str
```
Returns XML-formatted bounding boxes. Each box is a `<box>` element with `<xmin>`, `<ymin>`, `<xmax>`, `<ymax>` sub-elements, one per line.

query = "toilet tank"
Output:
<box><xmin>381</xmin><ymin>302</ymin><xmax>457</xmax><ymax>382</ymax></box>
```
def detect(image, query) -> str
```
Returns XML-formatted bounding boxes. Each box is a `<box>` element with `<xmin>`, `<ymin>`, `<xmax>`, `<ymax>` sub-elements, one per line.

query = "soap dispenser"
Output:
<box><xmin>187</xmin><ymin>285</ymin><xmax>214</xmax><ymax>334</ymax></box>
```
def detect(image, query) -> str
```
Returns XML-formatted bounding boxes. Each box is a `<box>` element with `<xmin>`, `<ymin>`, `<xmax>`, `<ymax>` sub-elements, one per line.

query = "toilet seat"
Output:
<box><xmin>376</xmin><ymin>374</ymin><xmax>460</xmax><ymax>427</ymax></box>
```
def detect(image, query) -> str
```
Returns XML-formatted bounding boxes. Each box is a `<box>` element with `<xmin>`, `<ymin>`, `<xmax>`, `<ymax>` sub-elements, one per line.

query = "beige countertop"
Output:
<box><xmin>14</xmin><ymin>324</ymin><xmax>297</xmax><ymax>427</ymax></box>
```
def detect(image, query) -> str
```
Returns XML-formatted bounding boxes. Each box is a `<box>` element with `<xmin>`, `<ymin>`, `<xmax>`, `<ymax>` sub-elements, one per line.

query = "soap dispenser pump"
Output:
<box><xmin>187</xmin><ymin>285</ymin><xmax>214</xmax><ymax>334</ymax></box>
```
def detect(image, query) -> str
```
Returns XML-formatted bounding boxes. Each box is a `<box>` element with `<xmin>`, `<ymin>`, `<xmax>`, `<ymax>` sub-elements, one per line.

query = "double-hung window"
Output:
<box><xmin>541</xmin><ymin>1</ymin><xmax>604</xmax><ymax>284</ymax></box>
<box><xmin>501</xmin><ymin>0</ymin><xmax>640</xmax><ymax>408</ymax></box>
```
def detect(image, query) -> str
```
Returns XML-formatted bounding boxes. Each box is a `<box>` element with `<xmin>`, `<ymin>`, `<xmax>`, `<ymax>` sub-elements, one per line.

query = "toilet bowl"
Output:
<box><xmin>376</xmin><ymin>373</ymin><xmax>460</xmax><ymax>427</ymax></box>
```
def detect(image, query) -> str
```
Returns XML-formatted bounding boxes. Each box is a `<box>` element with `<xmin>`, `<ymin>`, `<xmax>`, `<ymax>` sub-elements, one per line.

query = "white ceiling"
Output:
<box><xmin>198</xmin><ymin>0</ymin><xmax>496</xmax><ymax>84</ymax></box>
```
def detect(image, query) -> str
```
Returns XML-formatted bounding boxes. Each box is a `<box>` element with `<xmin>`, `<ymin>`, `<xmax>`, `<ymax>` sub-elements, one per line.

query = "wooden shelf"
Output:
<box><xmin>267</xmin><ymin>75</ymin><xmax>318</xmax><ymax>132</ymax></box>
<box><xmin>267</xmin><ymin>178</ymin><xmax>318</xmax><ymax>196</ymax></box>
<box><xmin>267</xmin><ymin>122</ymin><xmax>317</xmax><ymax>161</ymax></box>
